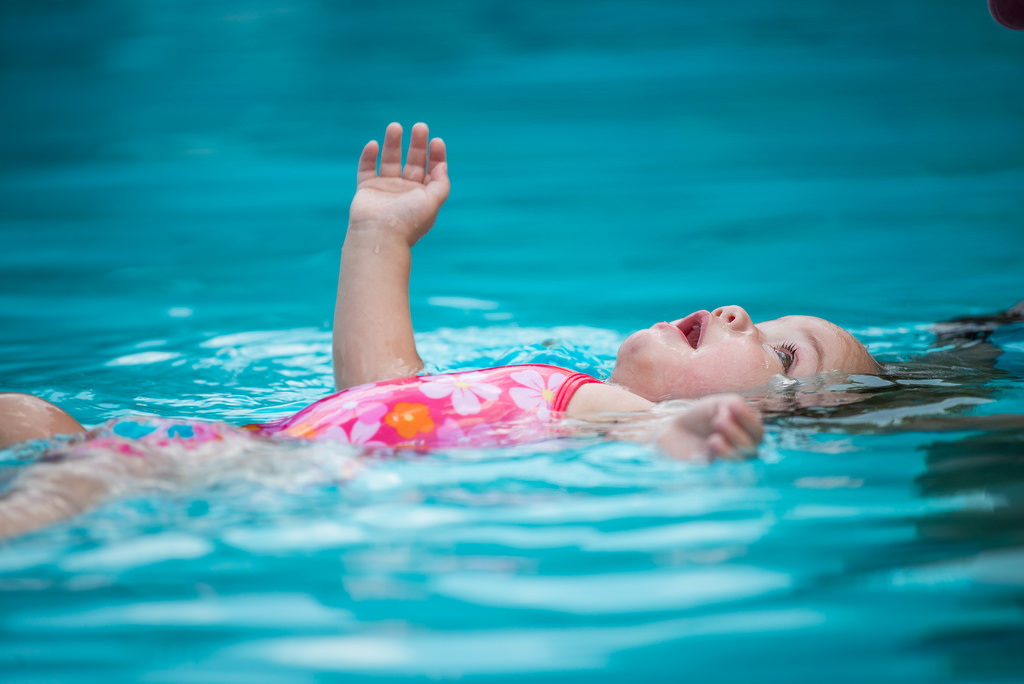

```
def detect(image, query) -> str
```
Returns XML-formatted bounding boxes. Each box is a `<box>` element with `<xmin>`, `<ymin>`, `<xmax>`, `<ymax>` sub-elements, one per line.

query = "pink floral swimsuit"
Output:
<box><xmin>83</xmin><ymin>365</ymin><xmax>602</xmax><ymax>452</ymax></box>
<box><xmin>254</xmin><ymin>364</ymin><xmax>602</xmax><ymax>448</ymax></box>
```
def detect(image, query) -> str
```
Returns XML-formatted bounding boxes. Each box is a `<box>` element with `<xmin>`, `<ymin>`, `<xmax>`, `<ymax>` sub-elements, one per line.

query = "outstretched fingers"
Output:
<box><xmin>402</xmin><ymin>123</ymin><xmax>430</xmax><ymax>182</ymax></box>
<box><xmin>379</xmin><ymin>122</ymin><xmax>404</xmax><ymax>178</ymax></box>
<box><xmin>427</xmin><ymin>137</ymin><xmax>447</xmax><ymax>178</ymax></box>
<box><xmin>357</xmin><ymin>123</ymin><xmax>447</xmax><ymax>191</ymax></box>
<box><xmin>356</xmin><ymin>140</ymin><xmax>379</xmax><ymax>186</ymax></box>
<box><xmin>425</xmin><ymin>137</ymin><xmax>450</xmax><ymax>204</ymax></box>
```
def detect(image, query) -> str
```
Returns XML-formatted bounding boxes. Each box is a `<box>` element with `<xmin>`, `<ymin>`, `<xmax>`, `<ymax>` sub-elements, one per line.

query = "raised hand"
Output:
<box><xmin>349</xmin><ymin>122</ymin><xmax>450</xmax><ymax>247</ymax></box>
<box><xmin>334</xmin><ymin>122</ymin><xmax>449</xmax><ymax>390</ymax></box>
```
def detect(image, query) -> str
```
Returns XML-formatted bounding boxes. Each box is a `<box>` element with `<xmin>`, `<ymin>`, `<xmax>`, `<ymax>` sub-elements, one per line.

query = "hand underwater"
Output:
<box><xmin>656</xmin><ymin>394</ymin><xmax>764</xmax><ymax>461</ymax></box>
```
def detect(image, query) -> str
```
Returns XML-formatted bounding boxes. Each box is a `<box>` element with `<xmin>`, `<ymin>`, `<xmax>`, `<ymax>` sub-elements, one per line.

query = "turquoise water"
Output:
<box><xmin>2</xmin><ymin>1</ymin><xmax>1024</xmax><ymax>681</ymax></box>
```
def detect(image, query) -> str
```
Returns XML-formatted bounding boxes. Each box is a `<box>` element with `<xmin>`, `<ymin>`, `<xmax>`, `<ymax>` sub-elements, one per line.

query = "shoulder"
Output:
<box><xmin>564</xmin><ymin>382</ymin><xmax>653</xmax><ymax>421</ymax></box>
<box><xmin>482</xmin><ymin>364</ymin><xmax>654</xmax><ymax>418</ymax></box>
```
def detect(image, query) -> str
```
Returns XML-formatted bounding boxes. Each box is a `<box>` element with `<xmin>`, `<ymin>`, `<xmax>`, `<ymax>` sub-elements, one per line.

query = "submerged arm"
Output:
<box><xmin>566</xmin><ymin>383</ymin><xmax>764</xmax><ymax>461</ymax></box>
<box><xmin>333</xmin><ymin>123</ymin><xmax>450</xmax><ymax>390</ymax></box>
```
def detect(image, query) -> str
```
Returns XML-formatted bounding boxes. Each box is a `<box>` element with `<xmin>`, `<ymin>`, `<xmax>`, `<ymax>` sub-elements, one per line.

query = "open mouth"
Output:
<box><xmin>675</xmin><ymin>311</ymin><xmax>709</xmax><ymax>349</ymax></box>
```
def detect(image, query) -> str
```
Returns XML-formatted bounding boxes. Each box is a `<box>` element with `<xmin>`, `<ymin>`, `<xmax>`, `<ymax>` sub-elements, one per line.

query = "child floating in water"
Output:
<box><xmin>0</xmin><ymin>123</ymin><xmax>883</xmax><ymax>538</ymax></box>
<box><xmin>313</xmin><ymin>122</ymin><xmax>878</xmax><ymax>446</ymax></box>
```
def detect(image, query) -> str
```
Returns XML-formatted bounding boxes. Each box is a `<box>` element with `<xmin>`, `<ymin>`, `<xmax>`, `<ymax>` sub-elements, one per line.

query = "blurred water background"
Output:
<box><xmin>1</xmin><ymin>1</ymin><xmax>1023</xmax><ymax>682</ymax></box>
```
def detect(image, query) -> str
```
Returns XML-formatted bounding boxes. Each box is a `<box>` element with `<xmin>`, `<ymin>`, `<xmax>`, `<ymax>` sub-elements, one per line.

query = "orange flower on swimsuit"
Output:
<box><xmin>385</xmin><ymin>402</ymin><xmax>436</xmax><ymax>439</ymax></box>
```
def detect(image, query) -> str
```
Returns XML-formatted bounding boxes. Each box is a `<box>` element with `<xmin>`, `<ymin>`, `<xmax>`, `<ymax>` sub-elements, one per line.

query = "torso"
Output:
<box><xmin>252</xmin><ymin>364</ymin><xmax>603</xmax><ymax>448</ymax></box>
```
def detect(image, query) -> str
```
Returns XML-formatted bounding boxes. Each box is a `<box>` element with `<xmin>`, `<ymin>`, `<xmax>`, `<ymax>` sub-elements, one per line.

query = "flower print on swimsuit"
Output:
<box><xmin>283</xmin><ymin>399</ymin><xmax>387</xmax><ymax>440</ymax></box>
<box><xmin>71</xmin><ymin>437</ymin><xmax>145</xmax><ymax>458</ymax></box>
<box><xmin>252</xmin><ymin>365</ymin><xmax>601</xmax><ymax>449</ymax></box>
<box><xmin>319</xmin><ymin>401</ymin><xmax>389</xmax><ymax>445</ymax></box>
<box><xmin>67</xmin><ymin>418</ymin><xmax>229</xmax><ymax>459</ymax></box>
<box><xmin>419</xmin><ymin>371</ymin><xmax>502</xmax><ymax>415</ymax></box>
<box><xmin>111</xmin><ymin>420</ymin><xmax>158</xmax><ymax>440</ymax></box>
<box><xmin>172</xmin><ymin>421</ymin><xmax>223</xmax><ymax>447</ymax></box>
<box><xmin>385</xmin><ymin>402</ymin><xmax>435</xmax><ymax>439</ymax></box>
<box><xmin>436</xmin><ymin>418</ymin><xmax>498</xmax><ymax>447</ymax></box>
<box><xmin>99</xmin><ymin>418</ymin><xmax>226</xmax><ymax>449</ymax></box>
<box><xmin>319</xmin><ymin>424</ymin><xmax>388</xmax><ymax>446</ymax></box>
<box><xmin>509</xmin><ymin>368</ymin><xmax>567</xmax><ymax>421</ymax></box>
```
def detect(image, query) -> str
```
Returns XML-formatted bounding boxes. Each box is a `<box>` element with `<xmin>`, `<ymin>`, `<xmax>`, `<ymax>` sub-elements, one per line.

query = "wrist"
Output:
<box><xmin>344</xmin><ymin>222</ymin><xmax>415</xmax><ymax>251</ymax></box>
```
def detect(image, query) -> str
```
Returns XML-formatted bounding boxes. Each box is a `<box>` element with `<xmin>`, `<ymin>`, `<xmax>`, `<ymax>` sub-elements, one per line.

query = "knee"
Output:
<box><xmin>0</xmin><ymin>393</ymin><xmax>86</xmax><ymax>449</ymax></box>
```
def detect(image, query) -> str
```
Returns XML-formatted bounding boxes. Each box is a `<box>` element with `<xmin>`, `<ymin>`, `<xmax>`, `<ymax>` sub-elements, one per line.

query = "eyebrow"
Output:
<box><xmin>806</xmin><ymin>332</ymin><xmax>824</xmax><ymax>373</ymax></box>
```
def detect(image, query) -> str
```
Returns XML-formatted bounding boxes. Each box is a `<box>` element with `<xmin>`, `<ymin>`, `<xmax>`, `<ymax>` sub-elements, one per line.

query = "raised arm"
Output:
<box><xmin>333</xmin><ymin>123</ymin><xmax>450</xmax><ymax>390</ymax></box>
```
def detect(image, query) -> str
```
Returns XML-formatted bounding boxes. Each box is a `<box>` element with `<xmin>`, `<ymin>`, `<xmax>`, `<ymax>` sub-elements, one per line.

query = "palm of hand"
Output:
<box><xmin>349</xmin><ymin>123</ymin><xmax>450</xmax><ymax>247</ymax></box>
<box><xmin>350</xmin><ymin>178</ymin><xmax>442</xmax><ymax>245</ymax></box>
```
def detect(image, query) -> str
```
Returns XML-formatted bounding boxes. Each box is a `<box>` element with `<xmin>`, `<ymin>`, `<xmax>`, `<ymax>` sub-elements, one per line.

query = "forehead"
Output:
<box><xmin>769</xmin><ymin>315</ymin><xmax>838</xmax><ymax>334</ymax></box>
<box><xmin>762</xmin><ymin>315</ymin><xmax>877</xmax><ymax>373</ymax></box>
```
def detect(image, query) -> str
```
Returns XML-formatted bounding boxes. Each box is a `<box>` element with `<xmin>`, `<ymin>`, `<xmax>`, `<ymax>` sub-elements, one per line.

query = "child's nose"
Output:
<box><xmin>712</xmin><ymin>305</ymin><xmax>754</xmax><ymax>332</ymax></box>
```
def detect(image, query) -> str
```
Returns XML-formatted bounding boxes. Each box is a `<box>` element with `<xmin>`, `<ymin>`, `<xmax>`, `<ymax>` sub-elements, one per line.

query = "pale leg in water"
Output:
<box><xmin>0</xmin><ymin>393</ymin><xmax>86</xmax><ymax>450</ymax></box>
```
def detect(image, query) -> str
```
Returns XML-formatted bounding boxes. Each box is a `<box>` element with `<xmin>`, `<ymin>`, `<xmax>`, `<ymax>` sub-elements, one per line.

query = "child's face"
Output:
<box><xmin>611</xmin><ymin>306</ymin><xmax>880</xmax><ymax>400</ymax></box>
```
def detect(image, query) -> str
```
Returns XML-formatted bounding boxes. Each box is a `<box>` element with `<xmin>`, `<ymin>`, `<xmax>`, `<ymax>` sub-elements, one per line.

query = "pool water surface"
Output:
<box><xmin>1</xmin><ymin>1</ymin><xmax>1023</xmax><ymax>682</ymax></box>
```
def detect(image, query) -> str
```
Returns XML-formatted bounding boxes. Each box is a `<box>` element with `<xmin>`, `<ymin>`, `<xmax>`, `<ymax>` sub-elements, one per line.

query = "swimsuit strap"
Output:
<box><xmin>551</xmin><ymin>367</ymin><xmax>604</xmax><ymax>413</ymax></box>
